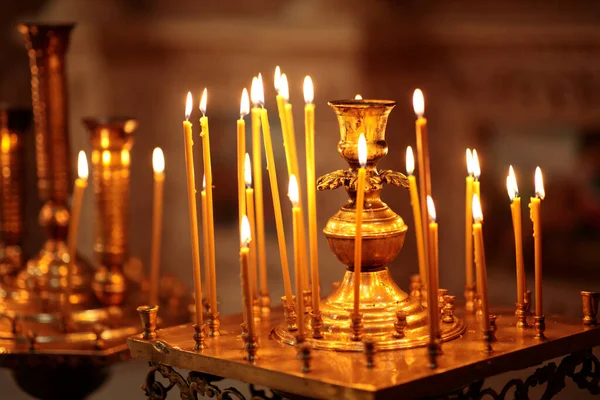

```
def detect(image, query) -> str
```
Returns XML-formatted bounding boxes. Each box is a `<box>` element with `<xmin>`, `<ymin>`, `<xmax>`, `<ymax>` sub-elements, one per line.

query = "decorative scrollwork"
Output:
<box><xmin>442</xmin><ymin>349</ymin><xmax>600</xmax><ymax>400</ymax></box>
<box><xmin>316</xmin><ymin>169</ymin><xmax>348</xmax><ymax>191</ymax></box>
<box><xmin>317</xmin><ymin>169</ymin><xmax>408</xmax><ymax>192</ymax></box>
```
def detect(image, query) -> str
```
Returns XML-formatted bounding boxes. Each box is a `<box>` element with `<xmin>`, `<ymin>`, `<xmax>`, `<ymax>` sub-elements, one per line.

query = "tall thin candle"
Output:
<box><xmin>472</xmin><ymin>149</ymin><xmax>481</xmax><ymax>198</ymax></box>
<box><xmin>406</xmin><ymin>146</ymin><xmax>426</xmax><ymax>288</ymax></box>
<box><xmin>353</xmin><ymin>134</ymin><xmax>367</xmax><ymax>314</ymax></box>
<box><xmin>465</xmin><ymin>149</ymin><xmax>475</xmax><ymax>291</ymax></box>
<box><xmin>507</xmin><ymin>166</ymin><xmax>526</xmax><ymax>308</ymax></box>
<box><xmin>529</xmin><ymin>167</ymin><xmax>545</xmax><ymax>317</ymax></box>
<box><xmin>238</xmin><ymin>89</ymin><xmax>250</xmax><ymax>234</ymax></box>
<box><xmin>240</xmin><ymin>216</ymin><xmax>255</xmax><ymax>343</ymax></box>
<box><xmin>149</xmin><ymin>148</ymin><xmax>165</xmax><ymax>306</ymax></box>
<box><xmin>289</xmin><ymin>174</ymin><xmax>304</xmax><ymax>340</ymax></box>
<box><xmin>245</xmin><ymin>153</ymin><xmax>259</xmax><ymax>305</ymax></box>
<box><xmin>427</xmin><ymin>196</ymin><xmax>439</xmax><ymax>326</ymax></box>
<box><xmin>472</xmin><ymin>194</ymin><xmax>490</xmax><ymax>335</ymax></box>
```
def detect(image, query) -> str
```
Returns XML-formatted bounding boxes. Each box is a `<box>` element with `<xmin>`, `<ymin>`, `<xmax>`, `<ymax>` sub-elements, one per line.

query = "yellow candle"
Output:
<box><xmin>274</xmin><ymin>66</ymin><xmax>293</xmax><ymax>177</ymax></box>
<box><xmin>201</xmin><ymin>177</ymin><xmax>212</xmax><ymax>314</ymax></box>
<box><xmin>507</xmin><ymin>166</ymin><xmax>526</xmax><ymax>307</ymax></box>
<box><xmin>245</xmin><ymin>153</ymin><xmax>259</xmax><ymax>303</ymax></box>
<box><xmin>472</xmin><ymin>149</ymin><xmax>481</xmax><ymax>198</ymax></box>
<box><xmin>426</xmin><ymin>196</ymin><xmax>439</xmax><ymax>324</ymax></box>
<box><xmin>149</xmin><ymin>148</ymin><xmax>165</xmax><ymax>306</ymax></box>
<box><xmin>238</xmin><ymin>88</ymin><xmax>249</xmax><ymax>234</ymax></box>
<box><xmin>240</xmin><ymin>216</ymin><xmax>255</xmax><ymax>339</ymax></box>
<box><xmin>353</xmin><ymin>135</ymin><xmax>367</xmax><ymax>314</ymax></box>
<box><xmin>258</xmin><ymin>77</ymin><xmax>293</xmax><ymax>304</ymax></box>
<box><xmin>406</xmin><ymin>146</ymin><xmax>427</xmax><ymax>287</ymax></box>
<box><xmin>472</xmin><ymin>194</ymin><xmax>490</xmax><ymax>333</ymax></box>
<box><xmin>465</xmin><ymin>149</ymin><xmax>474</xmax><ymax>289</ymax></box>
<box><xmin>199</xmin><ymin>89</ymin><xmax>218</xmax><ymax>316</ymax></box>
<box><xmin>66</xmin><ymin>151</ymin><xmax>88</xmax><ymax>306</ymax></box>
<box><xmin>183</xmin><ymin>92</ymin><xmax>204</xmax><ymax>327</ymax></box>
<box><xmin>304</xmin><ymin>76</ymin><xmax>321</xmax><ymax>313</ymax></box>
<box><xmin>529</xmin><ymin>167</ymin><xmax>545</xmax><ymax>317</ymax></box>
<box><xmin>289</xmin><ymin>175</ymin><xmax>305</xmax><ymax>339</ymax></box>
<box><xmin>250</xmin><ymin>76</ymin><xmax>268</xmax><ymax>298</ymax></box>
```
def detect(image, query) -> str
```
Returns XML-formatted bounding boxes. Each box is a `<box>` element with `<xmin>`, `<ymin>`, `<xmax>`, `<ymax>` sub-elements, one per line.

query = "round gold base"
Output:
<box><xmin>271</xmin><ymin>268</ymin><xmax>466</xmax><ymax>351</ymax></box>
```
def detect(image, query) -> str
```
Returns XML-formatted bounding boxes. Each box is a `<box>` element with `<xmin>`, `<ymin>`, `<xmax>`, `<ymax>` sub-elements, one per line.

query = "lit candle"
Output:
<box><xmin>304</xmin><ymin>76</ymin><xmax>321</xmax><ymax>314</ymax></box>
<box><xmin>353</xmin><ymin>134</ymin><xmax>367</xmax><ymax>314</ymax></box>
<box><xmin>274</xmin><ymin>66</ymin><xmax>292</xmax><ymax>176</ymax></box>
<box><xmin>183</xmin><ymin>92</ymin><xmax>204</xmax><ymax>328</ymax></box>
<box><xmin>426</xmin><ymin>196</ymin><xmax>439</xmax><ymax>321</ymax></box>
<box><xmin>200</xmin><ymin>176</ymin><xmax>215</xmax><ymax>317</ymax></box>
<box><xmin>507</xmin><ymin>166</ymin><xmax>526</xmax><ymax>308</ymax></box>
<box><xmin>149</xmin><ymin>148</ymin><xmax>165</xmax><ymax>306</ymax></box>
<box><xmin>289</xmin><ymin>174</ymin><xmax>305</xmax><ymax>340</ymax></box>
<box><xmin>240</xmin><ymin>216</ymin><xmax>255</xmax><ymax>340</ymax></box>
<box><xmin>472</xmin><ymin>194</ymin><xmax>490</xmax><ymax>334</ymax></box>
<box><xmin>66</xmin><ymin>151</ymin><xmax>88</xmax><ymax>306</ymax></box>
<box><xmin>529</xmin><ymin>167</ymin><xmax>545</xmax><ymax>317</ymax></box>
<box><xmin>199</xmin><ymin>88</ymin><xmax>218</xmax><ymax>317</ymax></box>
<box><xmin>250</xmin><ymin>75</ymin><xmax>268</xmax><ymax>301</ymax></box>
<box><xmin>465</xmin><ymin>149</ymin><xmax>475</xmax><ymax>291</ymax></box>
<box><xmin>472</xmin><ymin>149</ymin><xmax>481</xmax><ymax>198</ymax></box>
<box><xmin>354</xmin><ymin>94</ymin><xmax>363</xmax><ymax>100</ymax></box>
<box><xmin>257</xmin><ymin>77</ymin><xmax>294</xmax><ymax>305</ymax></box>
<box><xmin>405</xmin><ymin>146</ymin><xmax>427</xmax><ymax>287</ymax></box>
<box><xmin>238</xmin><ymin>89</ymin><xmax>250</xmax><ymax>235</ymax></box>
<box><xmin>245</xmin><ymin>153</ymin><xmax>259</xmax><ymax>306</ymax></box>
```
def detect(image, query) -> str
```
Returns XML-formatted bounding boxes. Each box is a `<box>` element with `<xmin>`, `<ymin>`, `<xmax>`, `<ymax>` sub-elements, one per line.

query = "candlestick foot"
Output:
<box><xmin>581</xmin><ymin>291</ymin><xmax>599</xmax><ymax>326</ymax></box>
<box><xmin>243</xmin><ymin>334</ymin><xmax>259</xmax><ymax>362</ymax></box>
<box><xmin>350</xmin><ymin>313</ymin><xmax>364</xmax><ymax>342</ymax></box>
<box><xmin>137</xmin><ymin>305</ymin><xmax>159</xmax><ymax>340</ymax></box>
<box><xmin>303</xmin><ymin>289</ymin><xmax>312</xmax><ymax>314</ymax></box>
<box><xmin>534</xmin><ymin>315</ymin><xmax>546</xmax><ymax>340</ymax></box>
<box><xmin>475</xmin><ymin>294</ymin><xmax>483</xmax><ymax>317</ymax></box>
<box><xmin>208</xmin><ymin>313</ymin><xmax>220</xmax><ymax>337</ymax></box>
<box><xmin>310</xmin><ymin>310</ymin><xmax>323</xmax><ymax>339</ymax></box>
<box><xmin>464</xmin><ymin>285</ymin><xmax>476</xmax><ymax>313</ymax></box>
<box><xmin>438</xmin><ymin>289</ymin><xmax>448</xmax><ymax>315</ymax></box>
<box><xmin>282</xmin><ymin>296</ymin><xmax>298</xmax><ymax>331</ymax></box>
<box><xmin>298</xmin><ymin>342</ymin><xmax>311</xmax><ymax>373</ymax></box>
<box><xmin>363</xmin><ymin>338</ymin><xmax>376</xmax><ymax>368</ymax></box>
<box><xmin>193</xmin><ymin>323</ymin><xmax>207</xmax><ymax>350</ymax></box>
<box><xmin>515</xmin><ymin>302</ymin><xmax>528</xmax><ymax>328</ymax></box>
<box><xmin>252</xmin><ymin>298</ymin><xmax>261</xmax><ymax>322</ymax></box>
<box><xmin>260</xmin><ymin>291</ymin><xmax>271</xmax><ymax>317</ymax></box>
<box><xmin>442</xmin><ymin>295</ymin><xmax>456</xmax><ymax>324</ymax></box>
<box><xmin>393</xmin><ymin>310</ymin><xmax>407</xmax><ymax>338</ymax></box>
<box><xmin>410</xmin><ymin>274</ymin><xmax>422</xmax><ymax>299</ymax></box>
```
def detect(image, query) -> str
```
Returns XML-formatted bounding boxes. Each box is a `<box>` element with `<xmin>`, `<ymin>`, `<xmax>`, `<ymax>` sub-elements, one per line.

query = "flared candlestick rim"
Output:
<box><xmin>328</xmin><ymin>99</ymin><xmax>396</xmax><ymax>108</ymax></box>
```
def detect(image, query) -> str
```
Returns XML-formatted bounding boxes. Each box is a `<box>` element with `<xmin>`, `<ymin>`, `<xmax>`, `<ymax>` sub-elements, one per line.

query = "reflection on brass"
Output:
<box><xmin>442</xmin><ymin>295</ymin><xmax>456</xmax><ymax>324</ymax></box>
<box><xmin>208</xmin><ymin>312</ymin><xmax>221</xmax><ymax>337</ymax></box>
<box><xmin>0</xmin><ymin>107</ymin><xmax>30</xmax><ymax>280</ymax></box>
<box><xmin>515</xmin><ymin>302</ymin><xmax>528</xmax><ymax>328</ymax></box>
<box><xmin>438</xmin><ymin>288</ymin><xmax>448</xmax><ymax>315</ymax></box>
<box><xmin>17</xmin><ymin>23</ymin><xmax>92</xmax><ymax>303</ymax></box>
<box><xmin>410</xmin><ymin>274</ymin><xmax>422</xmax><ymax>299</ymax></box>
<box><xmin>350</xmin><ymin>312</ymin><xmax>363</xmax><ymax>342</ymax></box>
<box><xmin>281</xmin><ymin>295</ymin><xmax>298</xmax><ymax>331</ymax></box>
<box><xmin>303</xmin><ymin>288</ymin><xmax>312</xmax><ymax>314</ymax></box>
<box><xmin>393</xmin><ymin>310</ymin><xmax>407</xmax><ymax>338</ymax></box>
<box><xmin>310</xmin><ymin>310</ymin><xmax>323</xmax><ymax>339</ymax></box>
<box><xmin>84</xmin><ymin>117</ymin><xmax>136</xmax><ymax>306</ymax></box>
<box><xmin>464</xmin><ymin>284</ymin><xmax>476</xmax><ymax>313</ymax></box>
<box><xmin>363</xmin><ymin>338</ymin><xmax>376</xmax><ymax>368</ymax></box>
<box><xmin>581</xmin><ymin>291</ymin><xmax>599</xmax><ymax>326</ymax></box>
<box><xmin>259</xmin><ymin>291</ymin><xmax>271</xmax><ymax>317</ymax></box>
<box><xmin>193</xmin><ymin>323</ymin><xmax>206</xmax><ymax>351</ymax></box>
<box><xmin>534</xmin><ymin>315</ymin><xmax>546</xmax><ymax>340</ymax></box>
<box><xmin>137</xmin><ymin>305</ymin><xmax>158</xmax><ymax>340</ymax></box>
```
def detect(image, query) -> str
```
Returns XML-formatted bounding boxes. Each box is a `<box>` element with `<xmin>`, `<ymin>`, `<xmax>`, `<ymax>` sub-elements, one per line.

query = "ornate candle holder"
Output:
<box><xmin>15</xmin><ymin>23</ymin><xmax>92</xmax><ymax>304</ymax></box>
<box><xmin>272</xmin><ymin>100</ymin><xmax>465</xmax><ymax>351</ymax></box>
<box><xmin>0</xmin><ymin>107</ymin><xmax>31</xmax><ymax>281</ymax></box>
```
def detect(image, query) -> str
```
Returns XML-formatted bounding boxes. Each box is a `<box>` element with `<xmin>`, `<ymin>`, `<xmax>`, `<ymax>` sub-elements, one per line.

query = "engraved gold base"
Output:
<box><xmin>272</xmin><ymin>268</ymin><xmax>466</xmax><ymax>351</ymax></box>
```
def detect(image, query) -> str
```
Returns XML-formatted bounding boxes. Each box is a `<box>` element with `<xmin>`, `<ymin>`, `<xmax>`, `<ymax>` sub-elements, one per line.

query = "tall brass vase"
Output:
<box><xmin>17</xmin><ymin>23</ymin><xmax>91</xmax><ymax>304</ymax></box>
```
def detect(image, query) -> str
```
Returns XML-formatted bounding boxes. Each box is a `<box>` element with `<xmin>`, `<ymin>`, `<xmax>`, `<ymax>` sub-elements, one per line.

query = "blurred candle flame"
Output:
<box><xmin>535</xmin><ymin>167</ymin><xmax>545</xmax><ymax>199</ymax></box>
<box><xmin>240</xmin><ymin>88</ymin><xmax>250</xmax><ymax>117</ymax></box>
<box><xmin>241</xmin><ymin>215</ymin><xmax>252</xmax><ymax>247</ymax></box>
<box><xmin>506</xmin><ymin>165</ymin><xmax>519</xmax><ymax>202</ymax></box>
<box><xmin>427</xmin><ymin>195</ymin><xmax>436</xmax><ymax>223</ymax></box>
<box><xmin>280</xmin><ymin>73</ymin><xmax>290</xmax><ymax>101</ymax></box>
<box><xmin>185</xmin><ymin>91</ymin><xmax>193</xmax><ymax>120</ymax></box>
<box><xmin>288</xmin><ymin>174</ymin><xmax>299</xmax><ymax>207</ymax></box>
<box><xmin>412</xmin><ymin>89</ymin><xmax>425</xmax><ymax>117</ymax></box>
<box><xmin>472</xmin><ymin>149</ymin><xmax>481</xmax><ymax>180</ymax></box>
<box><xmin>199</xmin><ymin>88</ymin><xmax>207</xmax><ymax>116</ymax></box>
<box><xmin>472</xmin><ymin>194</ymin><xmax>483</xmax><ymax>223</ymax></box>
<box><xmin>78</xmin><ymin>150</ymin><xmax>89</xmax><ymax>180</ymax></box>
<box><xmin>406</xmin><ymin>146</ymin><xmax>415</xmax><ymax>176</ymax></box>
<box><xmin>358</xmin><ymin>134</ymin><xmax>367</xmax><ymax>168</ymax></box>
<box><xmin>303</xmin><ymin>76</ymin><xmax>314</xmax><ymax>104</ymax></box>
<box><xmin>153</xmin><ymin>147</ymin><xmax>165</xmax><ymax>174</ymax></box>
<box><xmin>245</xmin><ymin>152</ymin><xmax>252</xmax><ymax>188</ymax></box>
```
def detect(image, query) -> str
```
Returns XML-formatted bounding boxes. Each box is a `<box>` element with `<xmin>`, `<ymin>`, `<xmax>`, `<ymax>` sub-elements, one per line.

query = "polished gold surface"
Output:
<box><xmin>581</xmin><ymin>291</ymin><xmax>599</xmax><ymax>326</ymax></box>
<box><xmin>128</xmin><ymin>306</ymin><xmax>600</xmax><ymax>400</ymax></box>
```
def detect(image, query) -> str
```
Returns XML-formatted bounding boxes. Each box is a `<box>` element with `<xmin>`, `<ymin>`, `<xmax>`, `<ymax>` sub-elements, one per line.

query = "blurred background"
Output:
<box><xmin>1</xmin><ymin>0</ymin><xmax>600</xmax><ymax>398</ymax></box>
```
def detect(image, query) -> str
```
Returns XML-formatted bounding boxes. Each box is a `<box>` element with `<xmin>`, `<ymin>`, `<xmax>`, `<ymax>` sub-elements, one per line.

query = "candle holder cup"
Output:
<box><xmin>581</xmin><ymin>291</ymin><xmax>600</xmax><ymax>326</ymax></box>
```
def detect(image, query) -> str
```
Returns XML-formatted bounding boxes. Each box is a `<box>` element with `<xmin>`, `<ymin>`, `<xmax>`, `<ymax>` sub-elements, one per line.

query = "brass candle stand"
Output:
<box><xmin>272</xmin><ymin>99</ymin><xmax>466</xmax><ymax>351</ymax></box>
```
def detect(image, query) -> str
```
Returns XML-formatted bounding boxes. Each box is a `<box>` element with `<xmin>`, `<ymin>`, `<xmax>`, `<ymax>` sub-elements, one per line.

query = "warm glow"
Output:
<box><xmin>506</xmin><ymin>165</ymin><xmax>519</xmax><ymax>201</ymax></box>
<box><xmin>121</xmin><ymin>149</ymin><xmax>130</xmax><ymax>166</ymax></box>
<box><xmin>472</xmin><ymin>149</ymin><xmax>481</xmax><ymax>180</ymax></box>
<box><xmin>77</xmin><ymin>150</ymin><xmax>88</xmax><ymax>180</ymax></box>
<box><xmin>241</xmin><ymin>215</ymin><xmax>252</xmax><ymax>247</ymax></box>
<box><xmin>185</xmin><ymin>91</ymin><xmax>193</xmax><ymax>120</ymax></box>
<box><xmin>280</xmin><ymin>73</ymin><xmax>290</xmax><ymax>101</ymax></box>
<box><xmin>240</xmin><ymin>88</ymin><xmax>250</xmax><ymax>117</ymax></box>
<box><xmin>199</xmin><ymin>88</ymin><xmax>207</xmax><ymax>116</ymax></box>
<box><xmin>358</xmin><ymin>134</ymin><xmax>367</xmax><ymax>168</ymax></box>
<box><xmin>535</xmin><ymin>166</ymin><xmax>545</xmax><ymax>200</ymax></box>
<box><xmin>303</xmin><ymin>76</ymin><xmax>314</xmax><ymax>104</ymax></box>
<box><xmin>406</xmin><ymin>146</ymin><xmax>415</xmax><ymax>176</ymax></box>
<box><xmin>466</xmin><ymin>148</ymin><xmax>473</xmax><ymax>175</ymax></box>
<box><xmin>472</xmin><ymin>194</ymin><xmax>483</xmax><ymax>223</ymax></box>
<box><xmin>274</xmin><ymin>66</ymin><xmax>281</xmax><ymax>93</ymax></box>
<box><xmin>202</xmin><ymin>174</ymin><xmax>206</xmax><ymax>191</ymax></box>
<box><xmin>100</xmin><ymin>129</ymin><xmax>109</xmax><ymax>149</ymax></box>
<box><xmin>244</xmin><ymin>152</ymin><xmax>252</xmax><ymax>187</ymax></box>
<box><xmin>355</xmin><ymin>94</ymin><xmax>363</xmax><ymax>100</ymax></box>
<box><xmin>288</xmin><ymin>174</ymin><xmax>299</xmax><ymax>207</ymax></box>
<box><xmin>152</xmin><ymin>147</ymin><xmax>165</xmax><ymax>174</ymax></box>
<box><xmin>251</xmin><ymin>76</ymin><xmax>260</xmax><ymax>107</ymax></box>
<box><xmin>427</xmin><ymin>195</ymin><xmax>437</xmax><ymax>223</ymax></box>
<box><xmin>1</xmin><ymin>135</ymin><xmax>10</xmax><ymax>153</ymax></box>
<box><xmin>102</xmin><ymin>150</ymin><xmax>111</xmax><ymax>166</ymax></box>
<box><xmin>412</xmin><ymin>89</ymin><xmax>425</xmax><ymax>117</ymax></box>
<box><xmin>257</xmin><ymin>73</ymin><xmax>265</xmax><ymax>105</ymax></box>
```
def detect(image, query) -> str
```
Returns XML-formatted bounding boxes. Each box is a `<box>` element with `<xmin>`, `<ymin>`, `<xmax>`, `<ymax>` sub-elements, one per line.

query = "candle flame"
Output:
<box><xmin>77</xmin><ymin>150</ymin><xmax>88</xmax><ymax>180</ymax></box>
<box><xmin>280</xmin><ymin>73</ymin><xmax>290</xmax><ymax>101</ymax></box>
<box><xmin>241</xmin><ymin>215</ymin><xmax>252</xmax><ymax>247</ymax></box>
<box><xmin>257</xmin><ymin>73</ymin><xmax>265</xmax><ymax>105</ymax></box>
<box><xmin>535</xmin><ymin>166</ymin><xmax>545</xmax><ymax>199</ymax></box>
<box><xmin>506</xmin><ymin>165</ymin><xmax>519</xmax><ymax>201</ymax></box>
<box><xmin>251</xmin><ymin>76</ymin><xmax>260</xmax><ymax>107</ymax></box>
<box><xmin>152</xmin><ymin>147</ymin><xmax>165</xmax><ymax>174</ymax></box>
<box><xmin>427</xmin><ymin>195</ymin><xmax>437</xmax><ymax>223</ymax></box>
<box><xmin>472</xmin><ymin>149</ymin><xmax>481</xmax><ymax>180</ymax></box>
<box><xmin>466</xmin><ymin>148</ymin><xmax>473</xmax><ymax>175</ymax></box>
<box><xmin>406</xmin><ymin>146</ymin><xmax>415</xmax><ymax>176</ymax></box>
<box><xmin>240</xmin><ymin>88</ymin><xmax>250</xmax><ymax>118</ymax></box>
<box><xmin>102</xmin><ymin>150</ymin><xmax>111</xmax><ymax>166</ymax></box>
<box><xmin>354</xmin><ymin>94</ymin><xmax>363</xmax><ymax>100</ymax></box>
<box><xmin>412</xmin><ymin>89</ymin><xmax>425</xmax><ymax>117</ymax></box>
<box><xmin>274</xmin><ymin>66</ymin><xmax>281</xmax><ymax>93</ymax></box>
<box><xmin>288</xmin><ymin>174</ymin><xmax>299</xmax><ymax>207</ymax></box>
<box><xmin>245</xmin><ymin>152</ymin><xmax>252</xmax><ymax>188</ymax></box>
<box><xmin>358</xmin><ymin>134</ymin><xmax>367</xmax><ymax>168</ymax></box>
<box><xmin>199</xmin><ymin>88</ymin><xmax>207</xmax><ymax>116</ymax></box>
<box><xmin>185</xmin><ymin>91</ymin><xmax>193</xmax><ymax>120</ymax></box>
<box><xmin>202</xmin><ymin>174</ymin><xmax>206</xmax><ymax>191</ymax></box>
<box><xmin>303</xmin><ymin>76</ymin><xmax>314</xmax><ymax>104</ymax></box>
<box><xmin>472</xmin><ymin>194</ymin><xmax>483</xmax><ymax>223</ymax></box>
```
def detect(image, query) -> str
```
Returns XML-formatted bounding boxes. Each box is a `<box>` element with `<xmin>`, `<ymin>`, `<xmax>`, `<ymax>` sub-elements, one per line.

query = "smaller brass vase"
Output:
<box><xmin>84</xmin><ymin>117</ymin><xmax>137</xmax><ymax>306</ymax></box>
